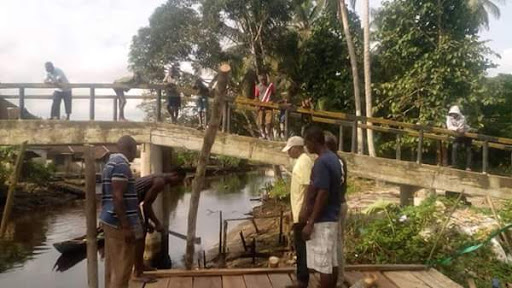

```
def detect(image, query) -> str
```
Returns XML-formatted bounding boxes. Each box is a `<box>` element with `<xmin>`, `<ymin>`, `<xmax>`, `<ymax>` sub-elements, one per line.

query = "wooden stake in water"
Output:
<box><xmin>0</xmin><ymin>141</ymin><xmax>27</xmax><ymax>238</ymax></box>
<box><xmin>84</xmin><ymin>145</ymin><xmax>98</xmax><ymax>288</ymax></box>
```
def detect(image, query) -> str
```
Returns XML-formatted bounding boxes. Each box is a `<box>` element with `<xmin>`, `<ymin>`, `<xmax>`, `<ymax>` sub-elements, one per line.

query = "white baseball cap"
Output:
<box><xmin>282</xmin><ymin>136</ymin><xmax>305</xmax><ymax>152</ymax></box>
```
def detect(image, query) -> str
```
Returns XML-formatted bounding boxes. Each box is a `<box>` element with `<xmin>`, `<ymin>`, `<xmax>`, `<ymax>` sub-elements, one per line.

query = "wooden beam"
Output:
<box><xmin>84</xmin><ymin>145</ymin><xmax>98</xmax><ymax>288</ymax></box>
<box><xmin>147</xmin><ymin>265</ymin><xmax>428</xmax><ymax>278</ymax></box>
<box><xmin>185</xmin><ymin>64</ymin><xmax>231</xmax><ymax>269</ymax></box>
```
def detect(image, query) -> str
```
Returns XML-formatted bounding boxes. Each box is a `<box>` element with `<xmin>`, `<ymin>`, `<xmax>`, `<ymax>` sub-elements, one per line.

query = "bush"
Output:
<box><xmin>268</xmin><ymin>179</ymin><xmax>289</xmax><ymax>201</ymax></box>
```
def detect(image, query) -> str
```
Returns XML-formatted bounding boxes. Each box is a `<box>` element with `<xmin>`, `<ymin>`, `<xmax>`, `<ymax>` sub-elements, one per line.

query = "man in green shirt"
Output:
<box><xmin>113</xmin><ymin>72</ymin><xmax>142</xmax><ymax>121</ymax></box>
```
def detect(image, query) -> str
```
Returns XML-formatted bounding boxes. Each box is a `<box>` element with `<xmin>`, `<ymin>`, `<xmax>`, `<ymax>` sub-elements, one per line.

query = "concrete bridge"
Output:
<box><xmin>0</xmin><ymin>120</ymin><xmax>511</xmax><ymax>200</ymax></box>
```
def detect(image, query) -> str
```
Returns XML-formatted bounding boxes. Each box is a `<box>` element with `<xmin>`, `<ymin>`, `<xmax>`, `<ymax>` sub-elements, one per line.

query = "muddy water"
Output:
<box><xmin>0</xmin><ymin>173</ymin><xmax>271</xmax><ymax>288</ymax></box>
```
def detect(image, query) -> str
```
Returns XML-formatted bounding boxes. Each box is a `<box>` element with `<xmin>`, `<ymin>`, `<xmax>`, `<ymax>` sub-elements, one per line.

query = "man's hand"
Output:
<box><xmin>154</xmin><ymin>222</ymin><xmax>165</xmax><ymax>233</ymax></box>
<box><xmin>122</xmin><ymin>226</ymin><xmax>135</xmax><ymax>243</ymax></box>
<box><xmin>302</xmin><ymin>222</ymin><xmax>314</xmax><ymax>241</ymax></box>
<box><xmin>146</xmin><ymin>223</ymin><xmax>155</xmax><ymax>234</ymax></box>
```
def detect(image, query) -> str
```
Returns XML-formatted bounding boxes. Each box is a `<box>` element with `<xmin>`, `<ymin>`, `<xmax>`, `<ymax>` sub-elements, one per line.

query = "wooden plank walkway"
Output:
<box><xmin>129</xmin><ymin>266</ymin><xmax>463</xmax><ymax>288</ymax></box>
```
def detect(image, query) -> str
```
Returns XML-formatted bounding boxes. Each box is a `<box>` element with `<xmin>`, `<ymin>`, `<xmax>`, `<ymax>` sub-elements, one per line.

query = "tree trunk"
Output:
<box><xmin>338</xmin><ymin>0</ymin><xmax>363</xmax><ymax>154</ymax></box>
<box><xmin>185</xmin><ymin>64</ymin><xmax>231</xmax><ymax>269</ymax></box>
<box><xmin>363</xmin><ymin>0</ymin><xmax>376</xmax><ymax>157</ymax></box>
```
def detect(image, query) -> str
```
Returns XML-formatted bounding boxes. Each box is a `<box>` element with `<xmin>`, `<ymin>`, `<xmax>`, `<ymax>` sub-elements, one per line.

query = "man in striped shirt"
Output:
<box><xmin>99</xmin><ymin>135</ymin><xmax>142</xmax><ymax>288</ymax></box>
<box><xmin>255</xmin><ymin>73</ymin><xmax>275</xmax><ymax>140</ymax></box>
<box><xmin>133</xmin><ymin>169</ymin><xmax>186</xmax><ymax>282</ymax></box>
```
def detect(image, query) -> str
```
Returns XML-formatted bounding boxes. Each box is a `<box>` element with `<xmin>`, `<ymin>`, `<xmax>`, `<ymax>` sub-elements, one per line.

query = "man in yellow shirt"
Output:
<box><xmin>282</xmin><ymin>136</ymin><xmax>313</xmax><ymax>288</ymax></box>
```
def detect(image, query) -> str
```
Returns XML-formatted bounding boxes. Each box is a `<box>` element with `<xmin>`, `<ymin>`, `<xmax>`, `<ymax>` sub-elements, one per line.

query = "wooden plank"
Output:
<box><xmin>168</xmin><ymin>277</ymin><xmax>193</xmax><ymax>288</ymax></box>
<box><xmin>268</xmin><ymin>273</ymin><xmax>293</xmax><ymax>288</ymax></box>
<box><xmin>384</xmin><ymin>271</ymin><xmax>431</xmax><ymax>288</ymax></box>
<box><xmin>421</xmin><ymin>269</ymin><xmax>463</xmax><ymax>288</ymax></box>
<box><xmin>193</xmin><ymin>276</ymin><xmax>221</xmax><ymax>288</ymax></box>
<box><xmin>144</xmin><ymin>278</ymin><xmax>170</xmax><ymax>288</ymax></box>
<box><xmin>244</xmin><ymin>274</ymin><xmax>272</xmax><ymax>288</ymax></box>
<box><xmin>371</xmin><ymin>271</ymin><xmax>399</xmax><ymax>288</ymax></box>
<box><xmin>344</xmin><ymin>271</ymin><xmax>364</xmax><ymax>286</ymax></box>
<box><xmin>222</xmin><ymin>276</ymin><xmax>246</xmax><ymax>288</ymax></box>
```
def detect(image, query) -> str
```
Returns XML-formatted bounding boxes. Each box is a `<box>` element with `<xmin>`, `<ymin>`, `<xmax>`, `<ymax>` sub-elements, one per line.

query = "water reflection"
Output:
<box><xmin>0</xmin><ymin>172</ymin><xmax>271</xmax><ymax>287</ymax></box>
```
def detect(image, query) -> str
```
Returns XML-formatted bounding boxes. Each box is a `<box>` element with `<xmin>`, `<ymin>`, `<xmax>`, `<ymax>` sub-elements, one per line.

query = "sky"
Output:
<box><xmin>0</xmin><ymin>0</ymin><xmax>511</xmax><ymax>120</ymax></box>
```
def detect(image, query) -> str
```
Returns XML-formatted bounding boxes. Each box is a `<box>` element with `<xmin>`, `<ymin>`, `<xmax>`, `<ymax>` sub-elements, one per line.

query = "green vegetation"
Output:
<box><xmin>267</xmin><ymin>179</ymin><xmax>289</xmax><ymax>201</ymax></box>
<box><xmin>345</xmin><ymin>198</ymin><xmax>512</xmax><ymax>286</ymax></box>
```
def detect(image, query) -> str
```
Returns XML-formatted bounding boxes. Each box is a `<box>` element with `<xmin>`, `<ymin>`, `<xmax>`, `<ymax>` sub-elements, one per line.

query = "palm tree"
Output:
<box><xmin>363</xmin><ymin>0</ymin><xmax>376</xmax><ymax>157</ymax></box>
<box><xmin>337</xmin><ymin>0</ymin><xmax>364</xmax><ymax>154</ymax></box>
<box><xmin>468</xmin><ymin>0</ymin><xmax>505</xmax><ymax>30</ymax></box>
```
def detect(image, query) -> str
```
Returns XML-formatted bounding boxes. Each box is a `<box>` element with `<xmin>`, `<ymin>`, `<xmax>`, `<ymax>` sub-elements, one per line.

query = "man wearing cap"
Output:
<box><xmin>282</xmin><ymin>136</ymin><xmax>313</xmax><ymax>288</ymax></box>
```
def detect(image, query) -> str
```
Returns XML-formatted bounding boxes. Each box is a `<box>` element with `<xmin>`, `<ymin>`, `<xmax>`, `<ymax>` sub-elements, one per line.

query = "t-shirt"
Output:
<box><xmin>309</xmin><ymin>150</ymin><xmax>342</xmax><ymax>223</ymax></box>
<box><xmin>290</xmin><ymin>153</ymin><xmax>314</xmax><ymax>224</ymax></box>
<box><xmin>254</xmin><ymin>83</ymin><xmax>275</xmax><ymax>103</ymax></box>
<box><xmin>45</xmin><ymin>67</ymin><xmax>70</xmax><ymax>92</ymax></box>
<box><xmin>114</xmin><ymin>75</ymin><xmax>136</xmax><ymax>92</ymax></box>
<box><xmin>99</xmin><ymin>154</ymin><xmax>141</xmax><ymax>228</ymax></box>
<box><xmin>135</xmin><ymin>175</ymin><xmax>155</xmax><ymax>203</ymax></box>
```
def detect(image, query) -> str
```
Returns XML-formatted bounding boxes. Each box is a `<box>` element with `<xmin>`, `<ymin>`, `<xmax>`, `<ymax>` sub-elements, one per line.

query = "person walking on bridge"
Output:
<box><xmin>99</xmin><ymin>135</ymin><xmax>143</xmax><ymax>288</ymax></box>
<box><xmin>301</xmin><ymin>126</ymin><xmax>342</xmax><ymax>288</ymax></box>
<box><xmin>282</xmin><ymin>136</ymin><xmax>313</xmax><ymax>288</ymax></box>
<box><xmin>44</xmin><ymin>62</ymin><xmax>72</xmax><ymax>120</ymax></box>
<box><xmin>113</xmin><ymin>72</ymin><xmax>143</xmax><ymax>121</ymax></box>
<box><xmin>255</xmin><ymin>73</ymin><xmax>275</xmax><ymax>140</ymax></box>
<box><xmin>446</xmin><ymin>105</ymin><xmax>472</xmax><ymax>170</ymax></box>
<box><xmin>164</xmin><ymin>64</ymin><xmax>181</xmax><ymax>124</ymax></box>
<box><xmin>132</xmin><ymin>169</ymin><xmax>186</xmax><ymax>283</ymax></box>
<box><xmin>193</xmin><ymin>78</ymin><xmax>210</xmax><ymax>130</ymax></box>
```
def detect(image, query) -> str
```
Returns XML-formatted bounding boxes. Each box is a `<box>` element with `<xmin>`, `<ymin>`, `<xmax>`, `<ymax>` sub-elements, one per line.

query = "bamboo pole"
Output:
<box><xmin>0</xmin><ymin>141</ymin><xmax>27</xmax><ymax>237</ymax></box>
<box><xmin>486</xmin><ymin>195</ymin><xmax>512</xmax><ymax>251</ymax></box>
<box><xmin>185</xmin><ymin>64</ymin><xmax>231</xmax><ymax>269</ymax></box>
<box><xmin>84</xmin><ymin>145</ymin><xmax>98</xmax><ymax>288</ymax></box>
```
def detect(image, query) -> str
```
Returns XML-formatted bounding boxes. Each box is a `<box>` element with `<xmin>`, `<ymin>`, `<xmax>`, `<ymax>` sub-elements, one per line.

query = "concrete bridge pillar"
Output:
<box><xmin>140</xmin><ymin>144</ymin><xmax>174</xmax><ymax>268</ymax></box>
<box><xmin>399</xmin><ymin>185</ymin><xmax>421</xmax><ymax>206</ymax></box>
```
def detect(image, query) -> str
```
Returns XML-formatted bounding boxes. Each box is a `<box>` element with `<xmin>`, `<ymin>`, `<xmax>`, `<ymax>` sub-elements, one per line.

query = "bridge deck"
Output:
<box><xmin>128</xmin><ymin>267</ymin><xmax>461</xmax><ymax>288</ymax></box>
<box><xmin>0</xmin><ymin>120</ymin><xmax>511</xmax><ymax>199</ymax></box>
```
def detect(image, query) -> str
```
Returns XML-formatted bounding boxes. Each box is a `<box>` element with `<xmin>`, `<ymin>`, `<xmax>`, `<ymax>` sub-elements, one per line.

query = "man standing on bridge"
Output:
<box><xmin>302</xmin><ymin>126</ymin><xmax>342</xmax><ymax>288</ymax></box>
<box><xmin>282</xmin><ymin>136</ymin><xmax>313</xmax><ymax>288</ymax></box>
<box><xmin>132</xmin><ymin>168</ymin><xmax>186</xmax><ymax>283</ymax></box>
<box><xmin>255</xmin><ymin>73</ymin><xmax>275</xmax><ymax>140</ymax></box>
<box><xmin>446</xmin><ymin>105</ymin><xmax>472</xmax><ymax>170</ymax></box>
<box><xmin>113</xmin><ymin>72</ymin><xmax>143</xmax><ymax>121</ymax></box>
<box><xmin>100</xmin><ymin>135</ymin><xmax>143</xmax><ymax>288</ymax></box>
<box><xmin>44</xmin><ymin>62</ymin><xmax>72</xmax><ymax>120</ymax></box>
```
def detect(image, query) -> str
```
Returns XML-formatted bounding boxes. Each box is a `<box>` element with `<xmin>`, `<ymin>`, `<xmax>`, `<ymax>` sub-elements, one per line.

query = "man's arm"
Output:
<box><xmin>142</xmin><ymin>178</ymin><xmax>165</xmax><ymax>232</ymax></box>
<box><xmin>302</xmin><ymin>189</ymin><xmax>328</xmax><ymax>240</ymax></box>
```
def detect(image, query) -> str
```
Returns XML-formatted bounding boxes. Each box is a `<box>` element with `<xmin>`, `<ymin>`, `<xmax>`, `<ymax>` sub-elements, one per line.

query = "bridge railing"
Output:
<box><xmin>1</xmin><ymin>83</ymin><xmax>512</xmax><ymax>173</ymax></box>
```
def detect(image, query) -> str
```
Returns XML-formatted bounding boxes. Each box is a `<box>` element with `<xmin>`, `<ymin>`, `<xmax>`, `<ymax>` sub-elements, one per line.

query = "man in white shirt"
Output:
<box><xmin>446</xmin><ymin>105</ymin><xmax>472</xmax><ymax>170</ymax></box>
<box><xmin>44</xmin><ymin>62</ymin><xmax>72</xmax><ymax>120</ymax></box>
<box><xmin>282</xmin><ymin>136</ymin><xmax>313</xmax><ymax>288</ymax></box>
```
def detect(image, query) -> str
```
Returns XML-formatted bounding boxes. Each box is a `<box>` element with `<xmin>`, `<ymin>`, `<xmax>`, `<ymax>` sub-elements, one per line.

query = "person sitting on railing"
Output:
<box><xmin>255</xmin><ymin>73</ymin><xmax>275</xmax><ymax>140</ymax></box>
<box><xmin>164</xmin><ymin>64</ymin><xmax>181</xmax><ymax>124</ymax></box>
<box><xmin>44</xmin><ymin>62</ymin><xmax>72</xmax><ymax>120</ymax></box>
<box><xmin>193</xmin><ymin>78</ymin><xmax>210</xmax><ymax>130</ymax></box>
<box><xmin>446</xmin><ymin>105</ymin><xmax>472</xmax><ymax>171</ymax></box>
<box><xmin>113</xmin><ymin>72</ymin><xmax>143</xmax><ymax>121</ymax></box>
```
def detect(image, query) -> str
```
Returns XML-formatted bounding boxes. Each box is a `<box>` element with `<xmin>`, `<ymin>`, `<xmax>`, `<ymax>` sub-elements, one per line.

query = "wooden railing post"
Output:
<box><xmin>338</xmin><ymin>125</ymin><xmax>344</xmax><ymax>151</ymax></box>
<box><xmin>417</xmin><ymin>129</ymin><xmax>424</xmax><ymax>164</ymax></box>
<box><xmin>351</xmin><ymin>121</ymin><xmax>358</xmax><ymax>153</ymax></box>
<box><xmin>84</xmin><ymin>145</ymin><xmax>98</xmax><ymax>288</ymax></box>
<box><xmin>156</xmin><ymin>89</ymin><xmax>162</xmax><ymax>122</ymax></box>
<box><xmin>482</xmin><ymin>141</ymin><xmax>489</xmax><ymax>173</ymax></box>
<box><xmin>218</xmin><ymin>211</ymin><xmax>223</xmax><ymax>256</ymax></box>
<box><xmin>113</xmin><ymin>97</ymin><xmax>118</xmax><ymax>121</ymax></box>
<box><xmin>284</xmin><ymin>109</ymin><xmax>290</xmax><ymax>140</ymax></box>
<box><xmin>396</xmin><ymin>134</ymin><xmax>402</xmax><ymax>160</ymax></box>
<box><xmin>18</xmin><ymin>88</ymin><xmax>25</xmax><ymax>119</ymax></box>
<box><xmin>221</xmin><ymin>102</ymin><xmax>228</xmax><ymax>132</ymax></box>
<box><xmin>226</xmin><ymin>104</ymin><xmax>232</xmax><ymax>133</ymax></box>
<box><xmin>89</xmin><ymin>88</ymin><xmax>95</xmax><ymax>120</ymax></box>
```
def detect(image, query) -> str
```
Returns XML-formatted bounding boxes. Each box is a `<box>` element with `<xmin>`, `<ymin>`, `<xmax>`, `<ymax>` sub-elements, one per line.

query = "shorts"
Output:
<box><xmin>197</xmin><ymin>96</ymin><xmax>208</xmax><ymax>112</ymax></box>
<box><xmin>167</xmin><ymin>96</ymin><xmax>181</xmax><ymax>108</ymax></box>
<box><xmin>257</xmin><ymin>109</ymin><xmax>273</xmax><ymax>126</ymax></box>
<box><xmin>306</xmin><ymin>222</ymin><xmax>338</xmax><ymax>274</ymax></box>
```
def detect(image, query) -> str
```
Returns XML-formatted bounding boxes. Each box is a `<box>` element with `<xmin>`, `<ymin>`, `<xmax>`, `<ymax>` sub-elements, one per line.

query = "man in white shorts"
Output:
<box><xmin>302</xmin><ymin>126</ymin><xmax>342</xmax><ymax>288</ymax></box>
